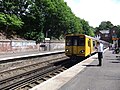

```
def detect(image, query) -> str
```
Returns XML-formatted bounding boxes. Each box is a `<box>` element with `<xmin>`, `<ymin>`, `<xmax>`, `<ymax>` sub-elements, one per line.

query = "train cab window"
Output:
<box><xmin>66</xmin><ymin>36</ymin><xmax>85</xmax><ymax>46</ymax></box>
<box><xmin>66</xmin><ymin>36</ymin><xmax>79</xmax><ymax>46</ymax></box>
<box><xmin>73</xmin><ymin>39</ymin><xmax>77</xmax><ymax>46</ymax></box>
<box><xmin>66</xmin><ymin>36</ymin><xmax>72</xmax><ymax>46</ymax></box>
<box><xmin>78</xmin><ymin>38</ymin><xmax>85</xmax><ymax>46</ymax></box>
<box><xmin>72</xmin><ymin>36</ymin><xmax>78</xmax><ymax>46</ymax></box>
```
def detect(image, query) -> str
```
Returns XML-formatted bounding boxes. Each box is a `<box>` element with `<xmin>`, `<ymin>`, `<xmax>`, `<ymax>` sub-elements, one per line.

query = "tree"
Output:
<box><xmin>0</xmin><ymin>0</ymin><xmax>95</xmax><ymax>41</ymax></box>
<box><xmin>0</xmin><ymin>13</ymin><xmax>24</xmax><ymax>32</ymax></box>
<box><xmin>0</xmin><ymin>0</ymin><xmax>30</xmax><ymax>16</ymax></box>
<box><xmin>21</xmin><ymin>0</ymin><xmax>45</xmax><ymax>42</ymax></box>
<box><xmin>116</xmin><ymin>25</ymin><xmax>120</xmax><ymax>38</ymax></box>
<box><xmin>96</xmin><ymin>21</ymin><xmax>114</xmax><ymax>30</ymax></box>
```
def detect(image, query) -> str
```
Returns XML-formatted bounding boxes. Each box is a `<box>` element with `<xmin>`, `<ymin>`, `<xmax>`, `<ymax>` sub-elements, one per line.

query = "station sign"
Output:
<box><xmin>45</xmin><ymin>38</ymin><xmax>50</xmax><ymax>41</ymax></box>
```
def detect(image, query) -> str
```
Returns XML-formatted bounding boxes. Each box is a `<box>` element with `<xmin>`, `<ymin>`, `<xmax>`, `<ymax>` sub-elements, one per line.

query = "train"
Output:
<box><xmin>65</xmin><ymin>34</ymin><xmax>109</xmax><ymax>58</ymax></box>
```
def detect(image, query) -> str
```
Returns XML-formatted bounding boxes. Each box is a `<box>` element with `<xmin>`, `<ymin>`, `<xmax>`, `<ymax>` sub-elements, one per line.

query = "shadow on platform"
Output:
<box><xmin>110</xmin><ymin>61</ymin><xmax>120</xmax><ymax>63</ymax></box>
<box><xmin>107</xmin><ymin>59</ymin><xmax>120</xmax><ymax>60</ymax></box>
<box><xmin>83</xmin><ymin>64</ymin><xmax>99</xmax><ymax>67</ymax></box>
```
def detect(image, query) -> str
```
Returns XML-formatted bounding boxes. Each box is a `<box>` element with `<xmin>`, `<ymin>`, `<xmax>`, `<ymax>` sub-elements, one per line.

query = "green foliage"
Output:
<box><xmin>116</xmin><ymin>25</ymin><xmax>120</xmax><ymax>38</ymax></box>
<box><xmin>21</xmin><ymin>0</ymin><xmax>45</xmax><ymax>41</ymax></box>
<box><xmin>89</xmin><ymin>27</ymin><xmax>95</xmax><ymax>37</ymax></box>
<box><xmin>0</xmin><ymin>13</ymin><xmax>7</xmax><ymax>25</ymax></box>
<box><xmin>96</xmin><ymin>21</ymin><xmax>114</xmax><ymax>30</ymax></box>
<box><xmin>25</xmin><ymin>31</ymin><xmax>44</xmax><ymax>42</ymax></box>
<box><xmin>0</xmin><ymin>0</ymin><xmax>95</xmax><ymax>41</ymax></box>
<box><xmin>79</xmin><ymin>19</ymin><xmax>95</xmax><ymax>36</ymax></box>
<box><xmin>0</xmin><ymin>13</ymin><xmax>24</xmax><ymax>31</ymax></box>
<box><xmin>6</xmin><ymin>14</ymin><xmax>24</xmax><ymax>29</ymax></box>
<box><xmin>0</xmin><ymin>0</ymin><xmax>29</xmax><ymax>15</ymax></box>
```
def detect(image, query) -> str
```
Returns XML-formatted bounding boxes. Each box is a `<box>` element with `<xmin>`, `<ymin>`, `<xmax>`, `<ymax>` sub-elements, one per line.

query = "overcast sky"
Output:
<box><xmin>64</xmin><ymin>0</ymin><xmax>120</xmax><ymax>27</ymax></box>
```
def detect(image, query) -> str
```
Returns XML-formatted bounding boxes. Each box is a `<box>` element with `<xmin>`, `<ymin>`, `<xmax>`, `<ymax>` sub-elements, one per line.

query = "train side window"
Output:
<box><xmin>93</xmin><ymin>41</ymin><xmax>95</xmax><ymax>46</ymax></box>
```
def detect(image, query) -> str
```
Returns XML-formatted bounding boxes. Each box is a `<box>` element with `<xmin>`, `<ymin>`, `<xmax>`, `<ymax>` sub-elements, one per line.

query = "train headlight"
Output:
<box><xmin>66</xmin><ymin>49</ymin><xmax>69</xmax><ymax>52</ymax></box>
<box><xmin>80</xmin><ymin>50</ymin><xmax>85</xmax><ymax>53</ymax></box>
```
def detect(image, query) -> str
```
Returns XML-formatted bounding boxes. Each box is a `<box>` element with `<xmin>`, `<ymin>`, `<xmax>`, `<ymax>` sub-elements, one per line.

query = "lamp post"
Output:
<box><xmin>46</xmin><ymin>29</ymin><xmax>51</xmax><ymax>38</ymax></box>
<box><xmin>45</xmin><ymin>29</ymin><xmax>51</xmax><ymax>51</ymax></box>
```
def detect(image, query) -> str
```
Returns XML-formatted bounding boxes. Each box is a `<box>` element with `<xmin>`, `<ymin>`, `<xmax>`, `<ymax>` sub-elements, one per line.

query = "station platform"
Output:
<box><xmin>30</xmin><ymin>49</ymin><xmax>120</xmax><ymax>90</ymax></box>
<box><xmin>0</xmin><ymin>50</ymin><xmax>64</xmax><ymax>61</ymax></box>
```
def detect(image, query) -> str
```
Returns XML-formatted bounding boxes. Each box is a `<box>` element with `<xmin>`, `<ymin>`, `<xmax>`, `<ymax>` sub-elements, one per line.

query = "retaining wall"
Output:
<box><xmin>0</xmin><ymin>40</ymin><xmax>65</xmax><ymax>53</ymax></box>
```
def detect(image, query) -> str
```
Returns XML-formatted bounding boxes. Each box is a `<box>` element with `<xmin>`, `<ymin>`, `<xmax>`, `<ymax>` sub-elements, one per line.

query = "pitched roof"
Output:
<box><xmin>99</xmin><ymin>30</ymin><xmax>109</xmax><ymax>34</ymax></box>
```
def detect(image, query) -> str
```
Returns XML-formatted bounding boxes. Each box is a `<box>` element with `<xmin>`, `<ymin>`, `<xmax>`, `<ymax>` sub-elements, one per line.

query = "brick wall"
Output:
<box><xmin>0</xmin><ymin>40</ymin><xmax>38</xmax><ymax>53</ymax></box>
<box><xmin>0</xmin><ymin>40</ymin><xmax>65</xmax><ymax>53</ymax></box>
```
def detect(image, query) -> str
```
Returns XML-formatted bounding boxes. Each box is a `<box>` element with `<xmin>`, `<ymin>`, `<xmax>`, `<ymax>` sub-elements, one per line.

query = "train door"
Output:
<box><xmin>88</xmin><ymin>39</ymin><xmax>94</xmax><ymax>55</ymax></box>
<box><xmin>72</xmin><ymin>36</ymin><xmax>79</xmax><ymax>55</ymax></box>
<box><xmin>65</xmin><ymin>36</ymin><xmax>79</xmax><ymax>55</ymax></box>
<box><xmin>78</xmin><ymin>35</ymin><xmax>85</xmax><ymax>56</ymax></box>
<box><xmin>88</xmin><ymin>39</ymin><xmax>91</xmax><ymax>54</ymax></box>
<box><xmin>93</xmin><ymin>40</ymin><xmax>96</xmax><ymax>51</ymax></box>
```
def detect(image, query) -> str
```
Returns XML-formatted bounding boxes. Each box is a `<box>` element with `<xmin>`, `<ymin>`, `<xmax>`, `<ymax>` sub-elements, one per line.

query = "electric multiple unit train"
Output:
<box><xmin>65</xmin><ymin>34</ymin><xmax>109</xmax><ymax>58</ymax></box>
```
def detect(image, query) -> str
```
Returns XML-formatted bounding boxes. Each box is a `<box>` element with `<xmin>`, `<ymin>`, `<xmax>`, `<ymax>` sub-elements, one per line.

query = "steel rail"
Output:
<box><xmin>0</xmin><ymin>56</ymin><xmax>68</xmax><ymax>84</ymax></box>
<box><xmin>0</xmin><ymin>58</ymin><xmax>70</xmax><ymax>90</ymax></box>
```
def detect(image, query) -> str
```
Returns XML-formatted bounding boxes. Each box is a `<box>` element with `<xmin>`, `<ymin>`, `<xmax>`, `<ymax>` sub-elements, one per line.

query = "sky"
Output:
<box><xmin>64</xmin><ymin>0</ymin><xmax>120</xmax><ymax>27</ymax></box>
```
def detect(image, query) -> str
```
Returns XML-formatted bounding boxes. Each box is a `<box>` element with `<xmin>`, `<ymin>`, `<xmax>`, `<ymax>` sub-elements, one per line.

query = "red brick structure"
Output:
<box><xmin>0</xmin><ymin>40</ymin><xmax>38</xmax><ymax>53</ymax></box>
<box><xmin>95</xmin><ymin>30</ymin><xmax>110</xmax><ymax>42</ymax></box>
<box><xmin>95</xmin><ymin>27</ymin><xmax>118</xmax><ymax>43</ymax></box>
<box><xmin>0</xmin><ymin>40</ymin><xmax>65</xmax><ymax>53</ymax></box>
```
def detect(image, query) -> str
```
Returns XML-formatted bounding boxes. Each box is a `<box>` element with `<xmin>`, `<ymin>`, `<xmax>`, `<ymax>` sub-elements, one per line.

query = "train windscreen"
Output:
<box><xmin>66</xmin><ymin>36</ymin><xmax>85</xmax><ymax>46</ymax></box>
<box><xmin>78</xmin><ymin>37</ymin><xmax>85</xmax><ymax>46</ymax></box>
<box><xmin>66</xmin><ymin>36</ymin><xmax>72</xmax><ymax>46</ymax></box>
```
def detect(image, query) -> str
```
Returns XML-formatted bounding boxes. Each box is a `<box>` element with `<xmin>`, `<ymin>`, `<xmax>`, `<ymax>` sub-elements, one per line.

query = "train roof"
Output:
<box><xmin>65</xmin><ymin>34</ymin><xmax>94</xmax><ymax>39</ymax></box>
<box><xmin>65</xmin><ymin>34</ymin><xmax>109</xmax><ymax>44</ymax></box>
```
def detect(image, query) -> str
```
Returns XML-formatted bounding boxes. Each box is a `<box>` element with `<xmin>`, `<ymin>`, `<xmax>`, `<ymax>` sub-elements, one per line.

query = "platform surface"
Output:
<box><xmin>0</xmin><ymin>50</ymin><xmax>64</xmax><ymax>61</ymax></box>
<box><xmin>59</xmin><ymin>50</ymin><xmax>120</xmax><ymax>90</ymax></box>
<box><xmin>31</xmin><ymin>49</ymin><xmax>120</xmax><ymax>90</ymax></box>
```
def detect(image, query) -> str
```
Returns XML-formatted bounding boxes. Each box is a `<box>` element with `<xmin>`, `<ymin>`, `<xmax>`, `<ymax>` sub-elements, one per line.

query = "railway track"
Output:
<box><xmin>0</xmin><ymin>52</ymin><xmax>65</xmax><ymax>78</ymax></box>
<box><xmin>0</xmin><ymin>56</ymin><xmax>78</xmax><ymax>90</ymax></box>
<box><xmin>0</xmin><ymin>56</ymin><xmax>68</xmax><ymax>80</ymax></box>
<box><xmin>0</xmin><ymin>50</ymin><xmax>86</xmax><ymax>90</ymax></box>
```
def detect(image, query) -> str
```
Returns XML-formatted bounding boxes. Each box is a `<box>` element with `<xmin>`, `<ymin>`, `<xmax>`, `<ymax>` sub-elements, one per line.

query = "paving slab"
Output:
<box><xmin>59</xmin><ymin>50</ymin><xmax>120</xmax><ymax>90</ymax></box>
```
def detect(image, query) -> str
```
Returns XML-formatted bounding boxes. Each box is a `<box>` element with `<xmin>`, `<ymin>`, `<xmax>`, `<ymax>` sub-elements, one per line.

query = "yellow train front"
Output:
<box><xmin>65</xmin><ymin>34</ymin><xmax>96</xmax><ymax>58</ymax></box>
